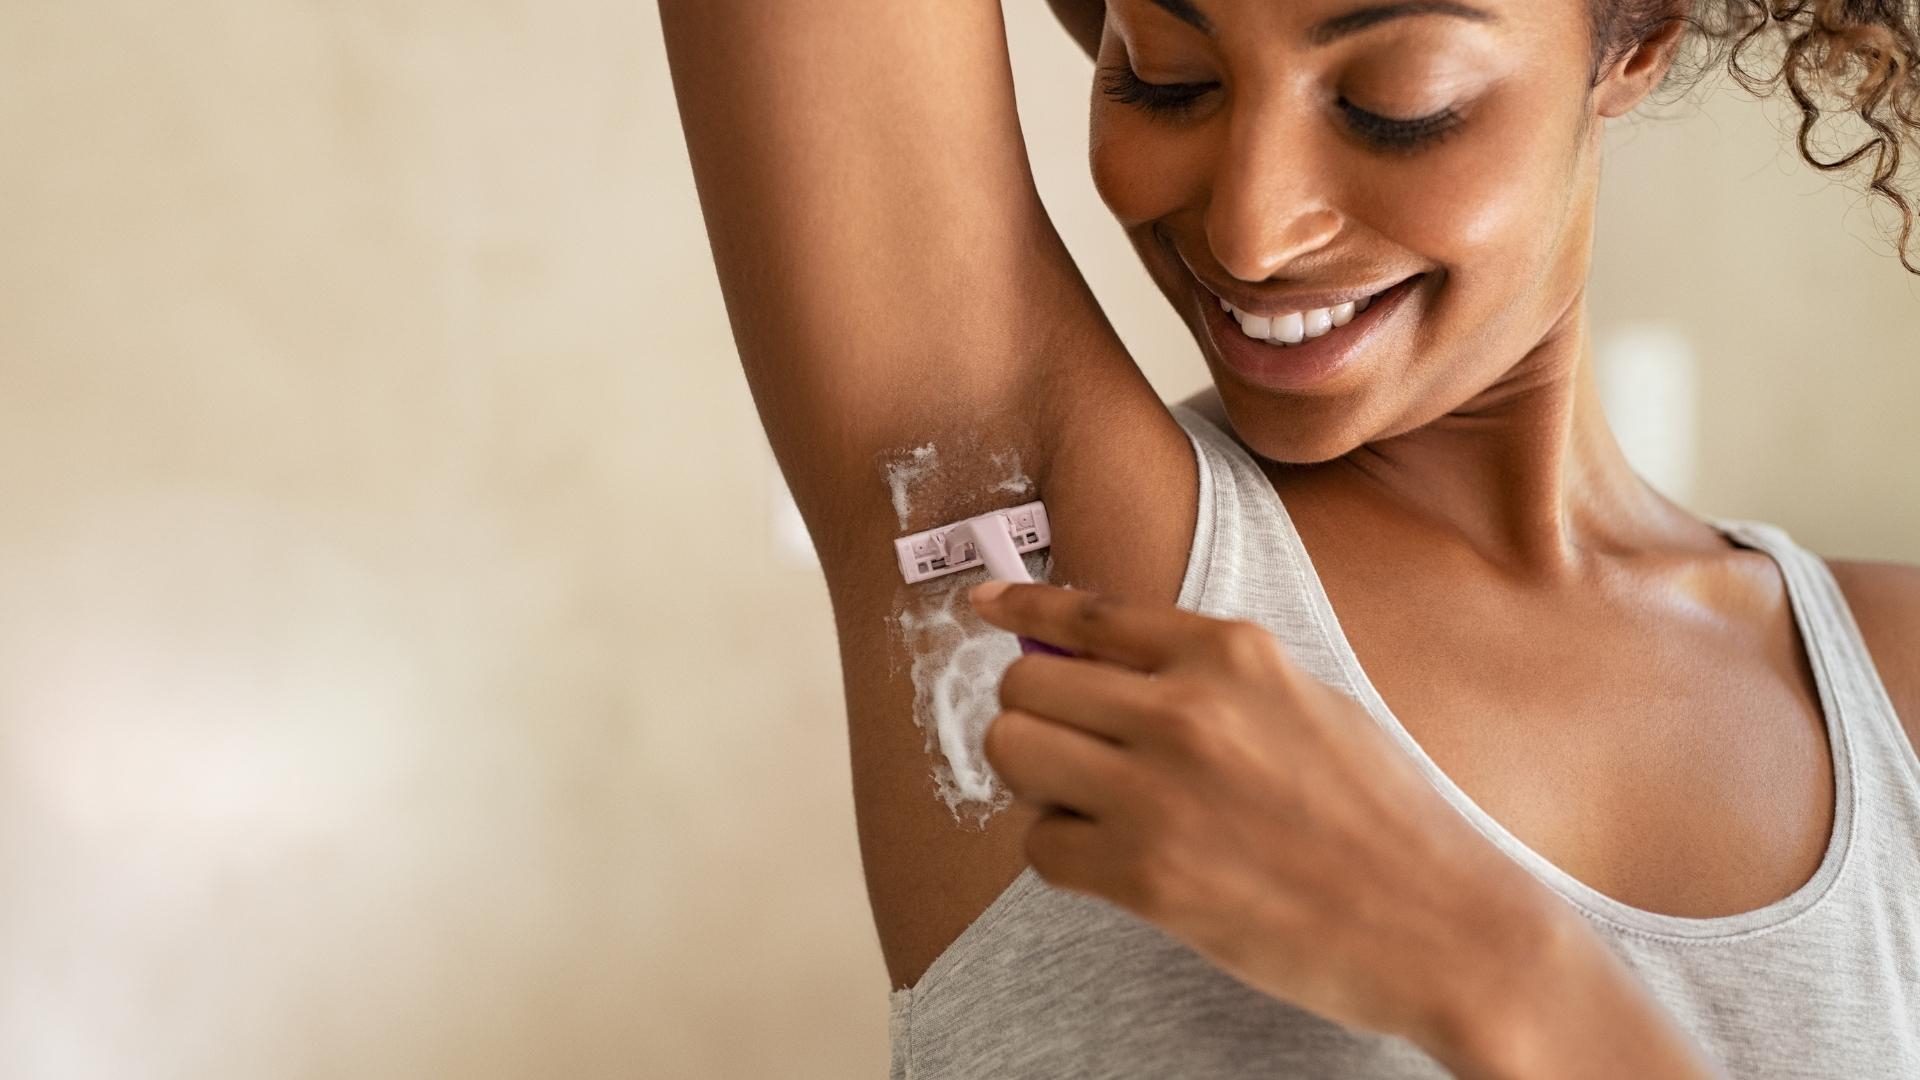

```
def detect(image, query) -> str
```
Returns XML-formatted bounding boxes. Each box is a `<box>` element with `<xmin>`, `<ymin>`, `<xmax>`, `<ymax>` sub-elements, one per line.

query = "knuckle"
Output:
<box><xmin>1073</xmin><ymin>591</ymin><xmax>1124</xmax><ymax>635</ymax></box>
<box><xmin>1214</xmin><ymin>619</ymin><xmax>1280</xmax><ymax>671</ymax></box>
<box><xmin>1143</xmin><ymin>677</ymin><xmax>1188</xmax><ymax>717</ymax></box>
<box><xmin>1161</xmin><ymin>706</ymin><xmax>1205</xmax><ymax>754</ymax></box>
<box><xmin>1156</xmin><ymin>688</ymin><xmax>1225</xmax><ymax>755</ymax></box>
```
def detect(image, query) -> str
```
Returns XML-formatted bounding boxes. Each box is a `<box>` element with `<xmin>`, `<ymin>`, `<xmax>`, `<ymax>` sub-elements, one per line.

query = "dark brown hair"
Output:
<box><xmin>1598</xmin><ymin>1</ymin><xmax>1920</xmax><ymax>273</ymax></box>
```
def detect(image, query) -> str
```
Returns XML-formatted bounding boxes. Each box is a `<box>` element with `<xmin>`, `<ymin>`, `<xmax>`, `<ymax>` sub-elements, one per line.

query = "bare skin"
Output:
<box><xmin>659</xmin><ymin>0</ymin><xmax>1920</xmax><ymax>1060</ymax></box>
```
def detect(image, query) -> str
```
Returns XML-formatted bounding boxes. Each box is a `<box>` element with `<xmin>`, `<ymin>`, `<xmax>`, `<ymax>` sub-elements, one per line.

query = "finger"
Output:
<box><xmin>969</xmin><ymin>582</ymin><xmax>1225</xmax><ymax>672</ymax></box>
<box><xmin>1021</xmin><ymin>805</ymin><xmax>1111</xmax><ymax>896</ymax></box>
<box><xmin>997</xmin><ymin>652</ymin><xmax>1165</xmax><ymax>747</ymax></box>
<box><xmin>983</xmin><ymin>708</ymin><xmax>1134</xmax><ymax>820</ymax></box>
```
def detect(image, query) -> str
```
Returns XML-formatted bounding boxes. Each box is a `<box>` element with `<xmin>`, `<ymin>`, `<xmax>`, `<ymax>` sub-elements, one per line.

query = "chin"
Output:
<box><xmin>1257</xmin><ymin>434</ymin><xmax>1360</xmax><ymax>467</ymax></box>
<box><xmin>1210</xmin><ymin>381</ymin><xmax>1384</xmax><ymax>467</ymax></box>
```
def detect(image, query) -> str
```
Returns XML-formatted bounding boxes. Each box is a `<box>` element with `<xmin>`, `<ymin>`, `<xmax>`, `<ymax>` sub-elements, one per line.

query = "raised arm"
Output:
<box><xmin>659</xmin><ymin>0</ymin><xmax>1125</xmax><ymax>567</ymax></box>
<box><xmin>658</xmin><ymin>0</ymin><xmax>1197</xmax><ymax>990</ymax></box>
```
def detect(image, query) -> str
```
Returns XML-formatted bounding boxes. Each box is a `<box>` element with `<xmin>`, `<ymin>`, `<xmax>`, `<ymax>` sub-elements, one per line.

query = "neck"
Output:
<box><xmin>1327</xmin><ymin>296</ymin><xmax>1695</xmax><ymax>580</ymax></box>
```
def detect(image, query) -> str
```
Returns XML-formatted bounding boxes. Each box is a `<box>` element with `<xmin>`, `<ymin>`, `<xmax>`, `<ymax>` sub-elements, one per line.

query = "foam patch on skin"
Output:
<box><xmin>891</xmin><ymin>579</ymin><xmax>1020</xmax><ymax>828</ymax></box>
<box><xmin>887</xmin><ymin>545</ymin><xmax>1059</xmax><ymax>829</ymax></box>
<box><xmin>884</xmin><ymin>444</ymin><xmax>941</xmax><ymax>530</ymax></box>
<box><xmin>883</xmin><ymin>444</ymin><xmax>1036</xmax><ymax>533</ymax></box>
<box><xmin>878</xmin><ymin>440</ymin><xmax>1044</xmax><ymax>828</ymax></box>
<box><xmin>988</xmin><ymin>449</ymin><xmax>1032</xmax><ymax>497</ymax></box>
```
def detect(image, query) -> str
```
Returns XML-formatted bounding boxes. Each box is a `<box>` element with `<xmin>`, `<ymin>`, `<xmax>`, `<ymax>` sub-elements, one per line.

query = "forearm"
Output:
<box><xmin>1419</xmin><ymin>902</ymin><xmax>1728</xmax><ymax>1080</ymax></box>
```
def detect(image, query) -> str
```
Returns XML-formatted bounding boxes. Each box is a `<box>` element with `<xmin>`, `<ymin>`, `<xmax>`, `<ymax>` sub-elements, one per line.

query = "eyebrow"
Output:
<box><xmin>1143</xmin><ymin>1</ymin><xmax>1497</xmax><ymax>44</ymax></box>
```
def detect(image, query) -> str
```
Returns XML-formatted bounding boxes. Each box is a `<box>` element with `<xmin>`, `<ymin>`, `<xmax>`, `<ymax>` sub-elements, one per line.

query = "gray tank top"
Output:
<box><xmin>887</xmin><ymin>403</ymin><xmax>1920</xmax><ymax>1078</ymax></box>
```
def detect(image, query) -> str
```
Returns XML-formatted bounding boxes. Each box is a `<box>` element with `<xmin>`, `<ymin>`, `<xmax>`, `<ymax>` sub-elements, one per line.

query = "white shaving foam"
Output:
<box><xmin>885</xmin><ymin>443</ymin><xmax>940</xmax><ymax>530</ymax></box>
<box><xmin>880</xmin><ymin>442</ymin><xmax>1047</xmax><ymax>827</ymax></box>
<box><xmin>891</xmin><ymin>581</ymin><xmax>1020</xmax><ymax>829</ymax></box>
<box><xmin>988</xmin><ymin>449</ymin><xmax>1033</xmax><ymax>498</ymax></box>
<box><xmin>890</xmin><ymin>548</ymin><xmax>1058</xmax><ymax>830</ymax></box>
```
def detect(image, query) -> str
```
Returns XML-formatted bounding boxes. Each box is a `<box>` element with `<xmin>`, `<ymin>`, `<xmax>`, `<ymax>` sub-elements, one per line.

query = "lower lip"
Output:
<box><xmin>1197</xmin><ymin>272</ymin><xmax>1423</xmax><ymax>392</ymax></box>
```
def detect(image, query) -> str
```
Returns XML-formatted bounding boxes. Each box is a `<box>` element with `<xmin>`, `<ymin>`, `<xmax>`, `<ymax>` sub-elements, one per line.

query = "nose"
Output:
<box><xmin>1203</xmin><ymin>109</ymin><xmax>1344</xmax><ymax>283</ymax></box>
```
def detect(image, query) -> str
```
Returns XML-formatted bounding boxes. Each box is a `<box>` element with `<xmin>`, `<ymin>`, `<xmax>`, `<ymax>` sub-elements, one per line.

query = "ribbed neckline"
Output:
<box><xmin>1171</xmin><ymin>404</ymin><xmax>1859</xmax><ymax>944</ymax></box>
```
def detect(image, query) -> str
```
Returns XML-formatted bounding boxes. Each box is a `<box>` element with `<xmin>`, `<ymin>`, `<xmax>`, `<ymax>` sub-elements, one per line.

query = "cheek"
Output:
<box><xmin>1093</xmin><ymin>105</ymin><xmax>1583</xmax><ymax>270</ymax></box>
<box><xmin>1360</xmin><ymin>95</ymin><xmax>1590</xmax><ymax>273</ymax></box>
<box><xmin>1090</xmin><ymin>111</ymin><xmax>1208</xmax><ymax>230</ymax></box>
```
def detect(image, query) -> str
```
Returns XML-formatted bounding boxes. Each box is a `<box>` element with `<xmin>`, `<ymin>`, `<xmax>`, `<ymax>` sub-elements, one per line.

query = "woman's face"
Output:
<box><xmin>1090</xmin><ymin>0</ymin><xmax>1633</xmax><ymax>463</ymax></box>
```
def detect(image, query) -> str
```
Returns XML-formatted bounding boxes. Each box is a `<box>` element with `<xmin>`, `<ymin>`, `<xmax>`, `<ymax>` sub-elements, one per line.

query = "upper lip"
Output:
<box><xmin>1199</xmin><ymin>274</ymin><xmax>1416</xmax><ymax>318</ymax></box>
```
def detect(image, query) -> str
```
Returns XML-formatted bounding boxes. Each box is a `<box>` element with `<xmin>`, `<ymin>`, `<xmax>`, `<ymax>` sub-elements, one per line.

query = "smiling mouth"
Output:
<box><xmin>1210</xmin><ymin>278</ymin><xmax>1413</xmax><ymax>348</ymax></box>
<box><xmin>1191</xmin><ymin>270</ymin><xmax>1427</xmax><ymax>392</ymax></box>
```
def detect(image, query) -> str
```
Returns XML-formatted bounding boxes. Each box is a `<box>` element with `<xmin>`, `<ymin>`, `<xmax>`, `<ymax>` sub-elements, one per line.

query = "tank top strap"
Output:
<box><xmin>1706</xmin><ymin>516</ymin><xmax>1920</xmax><ymax>792</ymax></box>
<box><xmin>1167</xmin><ymin>403</ymin><xmax>1355</xmax><ymax>692</ymax></box>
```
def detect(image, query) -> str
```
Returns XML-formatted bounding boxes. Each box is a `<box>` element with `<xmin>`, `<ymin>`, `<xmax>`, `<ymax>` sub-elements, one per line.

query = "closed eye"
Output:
<box><xmin>1336</xmin><ymin>96</ymin><xmax>1463</xmax><ymax>152</ymax></box>
<box><xmin>1100</xmin><ymin>63</ymin><xmax>1466</xmax><ymax>154</ymax></box>
<box><xmin>1098</xmin><ymin>63</ymin><xmax>1217</xmax><ymax>117</ymax></box>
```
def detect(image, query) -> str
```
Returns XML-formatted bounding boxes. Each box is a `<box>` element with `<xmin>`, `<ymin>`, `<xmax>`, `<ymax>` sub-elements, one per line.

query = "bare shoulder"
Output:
<box><xmin>1828</xmin><ymin>558</ymin><xmax>1920</xmax><ymax>757</ymax></box>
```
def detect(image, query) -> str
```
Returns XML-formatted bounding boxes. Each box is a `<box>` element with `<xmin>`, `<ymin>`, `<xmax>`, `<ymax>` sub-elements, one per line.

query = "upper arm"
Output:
<box><xmin>659</xmin><ymin>0</ymin><xmax>1153</xmax><ymax>580</ymax></box>
<box><xmin>661</xmin><ymin>4</ymin><xmax>1198</xmax><ymax>987</ymax></box>
<box><xmin>658</xmin><ymin>0</ymin><xmax>1198</xmax><ymax>712</ymax></box>
<box><xmin>1829</xmin><ymin>559</ymin><xmax>1920</xmax><ymax>759</ymax></box>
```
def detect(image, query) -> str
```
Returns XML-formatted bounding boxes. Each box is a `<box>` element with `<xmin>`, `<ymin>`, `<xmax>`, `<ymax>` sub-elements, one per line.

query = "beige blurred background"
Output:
<box><xmin>0</xmin><ymin>3</ymin><xmax>1914</xmax><ymax>1078</ymax></box>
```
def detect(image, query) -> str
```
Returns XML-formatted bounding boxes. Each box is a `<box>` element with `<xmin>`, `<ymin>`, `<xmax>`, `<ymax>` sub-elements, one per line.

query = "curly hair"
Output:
<box><xmin>1597</xmin><ymin>1</ymin><xmax>1920</xmax><ymax>273</ymax></box>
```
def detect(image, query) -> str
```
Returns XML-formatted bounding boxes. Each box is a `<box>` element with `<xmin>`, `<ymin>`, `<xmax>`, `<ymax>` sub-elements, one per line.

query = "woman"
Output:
<box><xmin>660</xmin><ymin>1</ymin><xmax>1920</xmax><ymax>1075</ymax></box>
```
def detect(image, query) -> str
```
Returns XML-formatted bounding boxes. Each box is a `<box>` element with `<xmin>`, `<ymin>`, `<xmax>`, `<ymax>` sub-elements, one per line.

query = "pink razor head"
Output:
<box><xmin>893</xmin><ymin>500</ymin><xmax>1052</xmax><ymax>585</ymax></box>
<box><xmin>894</xmin><ymin>501</ymin><xmax>1075</xmax><ymax>657</ymax></box>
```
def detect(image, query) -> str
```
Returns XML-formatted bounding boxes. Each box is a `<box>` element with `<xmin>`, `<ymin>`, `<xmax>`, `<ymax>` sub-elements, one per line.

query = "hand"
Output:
<box><xmin>969</xmin><ymin>579</ymin><xmax>1567</xmax><ymax>1051</ymax></box>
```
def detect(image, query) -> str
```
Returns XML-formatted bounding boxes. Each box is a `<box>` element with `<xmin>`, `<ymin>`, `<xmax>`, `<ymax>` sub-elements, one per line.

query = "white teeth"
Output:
<box><xmin>1221</xmin><ymin>292</ymin><xmax>1374</xmax><ymax>346</ymax></box>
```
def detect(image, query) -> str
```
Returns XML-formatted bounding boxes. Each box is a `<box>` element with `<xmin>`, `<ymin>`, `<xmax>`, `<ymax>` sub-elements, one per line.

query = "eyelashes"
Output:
<box><xmin>1097</xmin><ymin>63</ymin><xmax>1464</xmax><ymax>153</ymax></box>
<box><xmin>1335</xmin><ymin>95</ymin><xmax>1463</xmax><ymax>152</ymax></box>
<box><xmin>1097</xmin><ymin>63</ymin><xmax>1217</xmax><ymax>117</ymax></box>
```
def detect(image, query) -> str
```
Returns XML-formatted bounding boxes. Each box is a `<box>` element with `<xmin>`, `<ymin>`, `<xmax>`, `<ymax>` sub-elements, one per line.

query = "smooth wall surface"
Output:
<box><xmin>1</xmin><ymin>4</ymin><xmax>1913</xmax><ymax>1078</ymax></box>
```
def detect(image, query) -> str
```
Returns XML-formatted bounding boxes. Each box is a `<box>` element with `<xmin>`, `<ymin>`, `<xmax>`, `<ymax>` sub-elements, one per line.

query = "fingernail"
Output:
<box><xmin>970</xmin><ymin>580</ymin><xmax>1010</xmax><ymax>604</ymax></box>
